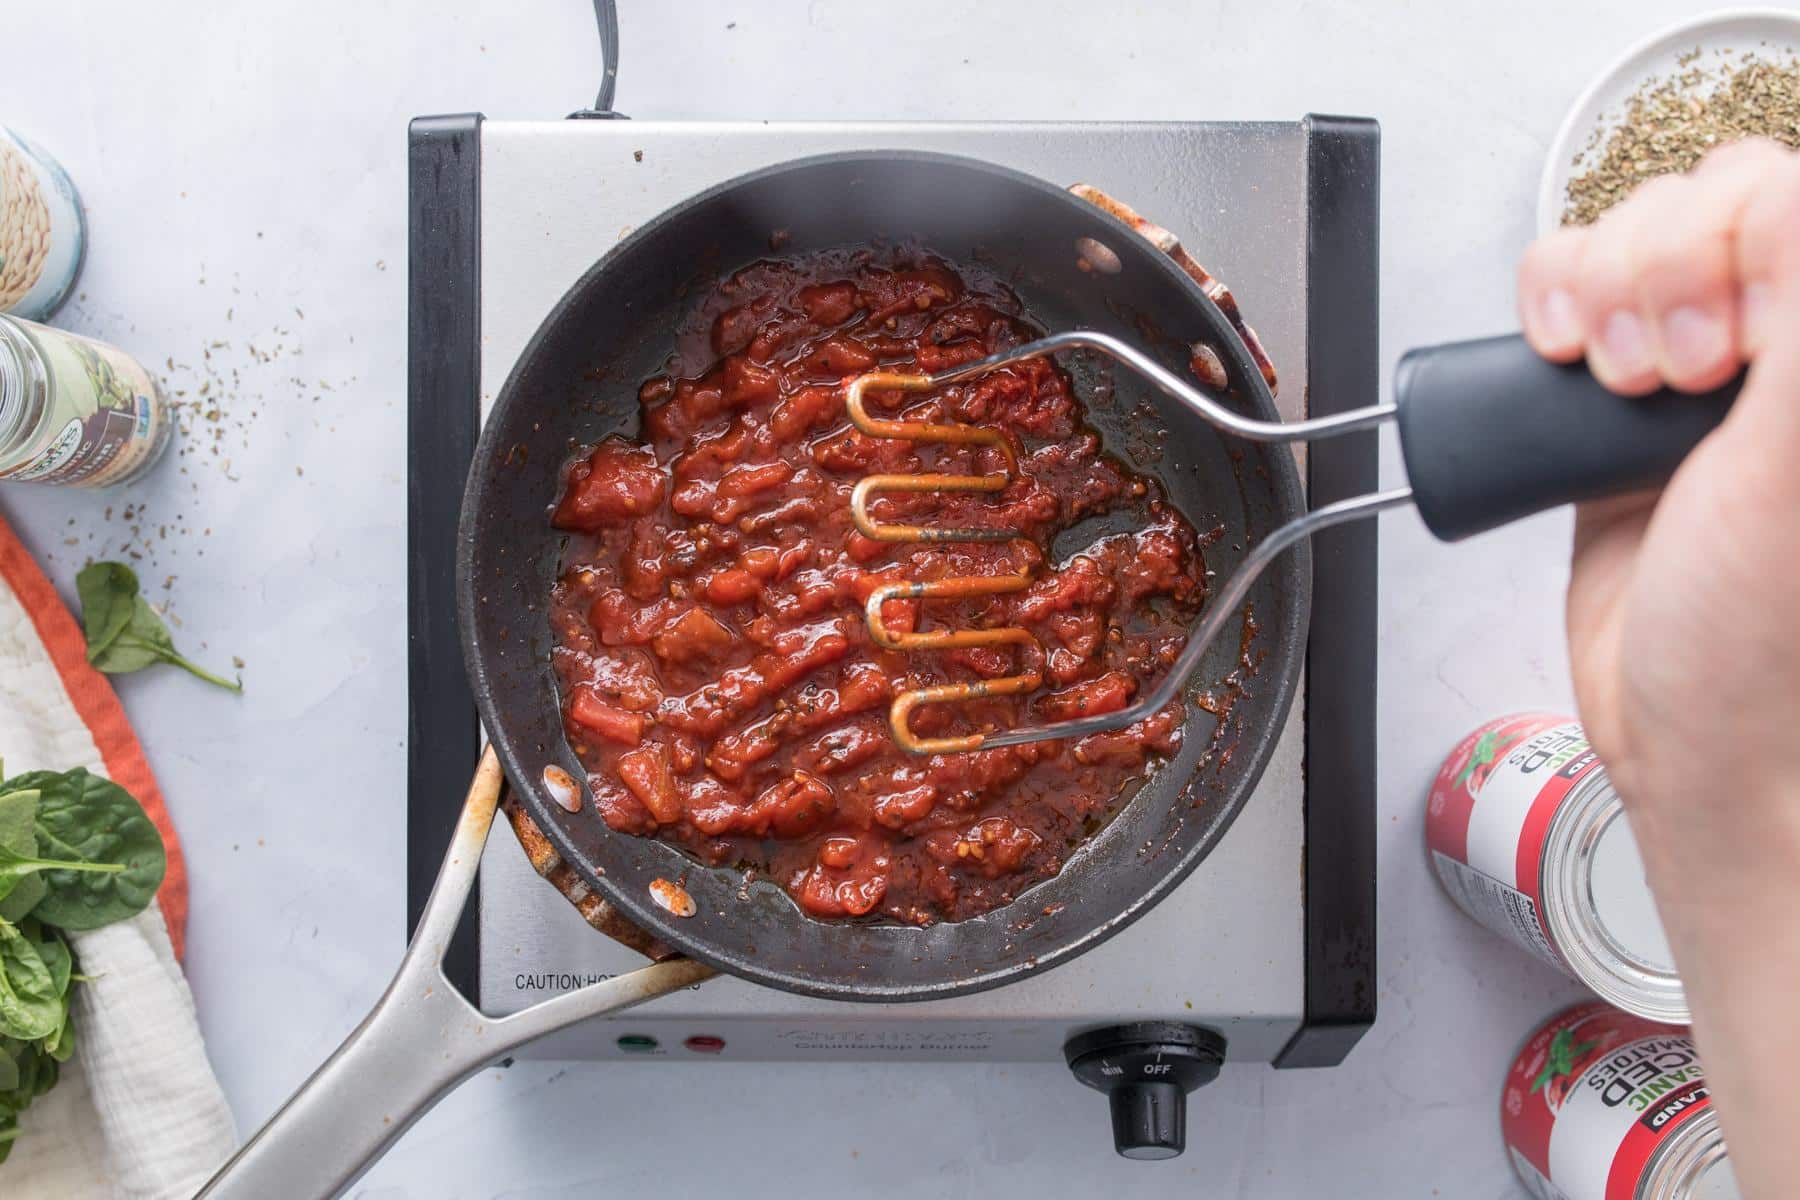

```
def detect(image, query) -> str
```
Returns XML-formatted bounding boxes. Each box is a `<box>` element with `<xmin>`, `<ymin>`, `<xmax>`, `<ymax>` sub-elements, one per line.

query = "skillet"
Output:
<box><xmin>459</xmin><ymin>150</ymin><xmax>1309</xmax><ymax>1000</ymax></box>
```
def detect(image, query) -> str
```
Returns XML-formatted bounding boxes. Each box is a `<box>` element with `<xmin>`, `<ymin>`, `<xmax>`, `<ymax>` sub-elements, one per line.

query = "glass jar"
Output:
<box><xmin>0</xmin><ymin>127</ymin><xmax>85</xmax><ymax>321</ymax></box>
<box><xmin>0</xmin><ymin>315</ymin><xmax>172</xmax><ymax>488</ymax></box>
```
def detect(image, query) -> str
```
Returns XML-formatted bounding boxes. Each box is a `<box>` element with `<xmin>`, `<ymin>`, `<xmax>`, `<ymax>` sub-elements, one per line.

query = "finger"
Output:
<box><xmin>1628</xmin><ymin>178</ymin><xmax>1738</xmax><ymax>394</ymax></box>
<box><xmin>1719</xmin><ymin>297</ymin><xmax>1800</xmax><ymax>463</ymax></box>
<box><xmin>1518</xmin><ymin>228</ymin><xmax>1590</xmax><ymax>361</ymax></box>
<box><xmin>1726</xmin><ymin>152</ymin><xmax>1800</xmax><ymax>451</ymax></box>
<box><xmin>1573</xmin><ymin>179</ymin><xmax>1671</xmax><ymax>394</ymax></box>
<box><xmin>1626</xmin><ymin>144</ymin><xmax>1791</xmax><ymax>391</ymax></box>
<box><xmin>1733</xmin><ymin>147</ymin><xmax>1800</xmax><ymax>357</ymax></box>
<box><xmin>1686</xmin><ymin>134</ymin><xmax>1794</xmax><ymax>183</ymax></box>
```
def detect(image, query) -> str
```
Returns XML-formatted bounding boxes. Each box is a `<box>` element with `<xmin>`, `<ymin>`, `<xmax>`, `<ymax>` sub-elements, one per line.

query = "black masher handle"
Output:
<box><xmin>1394</xmin><ymin>333</ymin><xmax>1743</xmax><ymax>542</ymax></box>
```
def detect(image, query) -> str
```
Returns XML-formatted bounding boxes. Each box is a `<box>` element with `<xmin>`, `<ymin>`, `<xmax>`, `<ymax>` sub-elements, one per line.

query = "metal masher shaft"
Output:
<box><xmin>979</xmin><ymin>487</ymin><xmax>1414</xmax><ymax>749</ymax></box>
<box><xmin>926</xmin><ymin>330</ymin><xmax>1397</xmax><ymax>443</ymax></box>
<box><xmin>845</xmin><ymin>333</ymin><xmax>1407</xmax><ymax>755</ymax></box>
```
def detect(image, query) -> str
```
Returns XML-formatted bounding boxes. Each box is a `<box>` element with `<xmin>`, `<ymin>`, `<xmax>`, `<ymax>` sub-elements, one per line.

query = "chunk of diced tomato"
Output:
<box><xmin>616</xmin><ymin>745</ymin><xmax>682</xmax><ymax>824</ymax></box>
<box><xmin>569</xmin><ymin>688</ymin><xmax>646</xmax><ymax>746</ymax></box>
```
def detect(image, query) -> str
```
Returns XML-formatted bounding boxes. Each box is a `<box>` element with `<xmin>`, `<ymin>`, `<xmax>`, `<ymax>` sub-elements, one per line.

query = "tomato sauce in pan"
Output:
<box><xmin>548</xmin><ymin>249</ymin><xmax>1211</xmax><ymax>924</ymax></box>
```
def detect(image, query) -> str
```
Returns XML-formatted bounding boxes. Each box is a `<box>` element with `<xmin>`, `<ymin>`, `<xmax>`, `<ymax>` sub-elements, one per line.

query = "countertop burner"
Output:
<box><xmin>407</xmin><ymin>118</ymin><xmax>1378</xmax><ymax>1094</ymax></box>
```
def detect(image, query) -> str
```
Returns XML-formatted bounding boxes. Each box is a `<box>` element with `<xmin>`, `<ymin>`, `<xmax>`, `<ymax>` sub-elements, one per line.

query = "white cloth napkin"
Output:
<box><xmin>7</xmin><ymin>908</ymin><xmax>236</xmax><ymax>1199</ymax></box>
<box><xmin>0</xmin><ymin>535</ymin><xmax>236</xmax><ymax>1198</ymax></box>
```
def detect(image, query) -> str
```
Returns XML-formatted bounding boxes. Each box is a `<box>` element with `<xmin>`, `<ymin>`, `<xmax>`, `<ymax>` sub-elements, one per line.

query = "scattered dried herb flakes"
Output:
<box><xmin>1565</xmin><ymin>48</ymin><xmax>1800</xmax><ymax>226</ymax></box>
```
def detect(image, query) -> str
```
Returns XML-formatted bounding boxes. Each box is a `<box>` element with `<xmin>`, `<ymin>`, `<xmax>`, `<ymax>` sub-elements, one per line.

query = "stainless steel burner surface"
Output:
<box><xmin>473</xmin><ymin>120</ymin><xmax>1309</xmax><ymax>1061</ymax></box>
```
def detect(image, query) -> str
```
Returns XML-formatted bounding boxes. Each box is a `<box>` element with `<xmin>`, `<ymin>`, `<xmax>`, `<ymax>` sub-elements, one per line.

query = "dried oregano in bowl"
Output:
<box><xmin>1564</xmin><ymin>49</ymin><xmax>1800</xmax><ymax>226</ymax></box>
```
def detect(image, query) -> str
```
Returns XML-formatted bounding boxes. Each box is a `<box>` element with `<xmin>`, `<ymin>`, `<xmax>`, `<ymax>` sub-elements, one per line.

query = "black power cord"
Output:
<box><xmin>569</xmin><ymin>0</ymin><xmax>627</xmax><ymax>119</ymax></box>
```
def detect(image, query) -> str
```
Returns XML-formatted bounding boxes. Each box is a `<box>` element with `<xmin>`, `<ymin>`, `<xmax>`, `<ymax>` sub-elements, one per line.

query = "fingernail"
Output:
<box><xmin>1600</xmin><ymin>310</ymin><xmax>1653</xmax><ymax>377</ymax></box>
<box><xmin>1537</xmin><ymin>288</ymin><xmax>1581</xmax><ymax>348</ymax></box>
<box><xmin>1660</xmin><ymin>306</ymin><xmax>1730</xmax><ymax>377</ymax></box>
<box><xmin>1743</xmin><ymin>283</ymin><xmax>1770</xmax><ymax>351</ymax></box>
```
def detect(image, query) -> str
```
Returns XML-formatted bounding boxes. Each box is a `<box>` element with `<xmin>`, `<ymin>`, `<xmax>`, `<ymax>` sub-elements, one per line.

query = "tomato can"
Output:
<box><xmin>1503</xmin><ymin>1003</ymin><xmax>1738</xmax><ymax>1200</ymax></box>
<box><xmin>1427</xmin><ymin>713</ymin><xmax>1686</xmax><ymax>1023</ymax></box>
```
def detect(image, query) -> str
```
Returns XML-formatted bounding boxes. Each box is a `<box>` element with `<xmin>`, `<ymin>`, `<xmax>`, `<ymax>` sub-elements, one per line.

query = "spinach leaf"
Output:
<box><xmin>0</xmin><ymin>793</ymin><xmax>43</xmax><ymax>921</ymax></box>
<box><xmin>0</xmin><ymin>1036</ymin><xmax>41</xmax><ymax>1153</ymax></box>
<box><xmin>84</xmin><ymin>610</ymin><xmax>168</xmax><ymax>675</ymax></box>
<box><xmin>0</xmin><ymin>770</ymin><xmax>164</xmax><ymax>930</ymax></box>
<box><xmin>0</xmin><ymin>793</ymin><xmax>34</xmax><ymax>853</ymax></box>
<box><xmin>0</xmin><ymin>764</ymin><xmax>168</xmax><ymax>1158</ymax></box>
<box><xmin>0</xmin><ymin>787</ymin><xmax>129</xmax><ymax>905</ymax></box>
<box><xmin>9</xmin><ymin>1048</ymin><xmax>32</xmax><ymax>1100</ymax></box>
<box><xmin>27</xmin><ymin>923</ymin><xmax>73</xmax><ymax>1064</ymax></box>
<box><xmin>76</xmin><ymin>562</ymin><xmax>242</xmax><ymax>693</ymax></box>
<box><xmin>30</xmin><ymin>1053</ymin><xmax>55</xmax><ymax>1097</ymax></box>
<box><xmin>0</xmin><ymin>925</ymin><xmax>60</xmax><ymax>1041</ymax></box>
<box><xmin>26</xmin><ymin>926</ymin><xmax>70</xmax><ymax>1000</ymax></box>
<box><xmin>0</xmin><ymin>843</ymin><xmax>125</xmax><ymax>893</ymax></box>
<box><xmin>0</xmin><ymin>1039</ymin><xmax>46</xmax><ymax>1120</ymax></box>
<box><xmin>0</xmin><ymin>880</ymin><xmax>38</xmax><ymax>925</ymax></box>
<box><xmin>76</xmin><ymin>562</ymin><xmax>138</xmax><ymax>663</ymax></box>
<box><xmin>43</xmin><ymin>1011</ymin><xmax>73</xmax><ymax>1064</ymax></box>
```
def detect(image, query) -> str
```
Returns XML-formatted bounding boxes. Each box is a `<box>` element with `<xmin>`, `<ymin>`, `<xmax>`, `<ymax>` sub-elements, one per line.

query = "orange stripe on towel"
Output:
<box><xmin>0</xmin><ymin>519</ymin><xmax>188</xmax><ymax>960</ymax></box>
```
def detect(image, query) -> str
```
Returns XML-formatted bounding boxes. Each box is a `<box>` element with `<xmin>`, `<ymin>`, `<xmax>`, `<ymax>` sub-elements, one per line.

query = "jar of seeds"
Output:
<box><xmin>0</xmin><ymin>315</ymin><xmax>172</xmax><ymax>488</ymax></box>
<box><xmin>0</xmin><ymin>128</ymin><xmax>84</xmax><ymax>321</ymax></box>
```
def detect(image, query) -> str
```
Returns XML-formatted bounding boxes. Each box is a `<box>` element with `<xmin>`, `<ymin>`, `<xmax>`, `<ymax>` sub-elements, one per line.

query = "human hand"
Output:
<box><xmin>1516</xmin><ymin>137</ymin><xmax>1800</xmax><ymax>1200</ymax></box>
<box><xmin>1517</xmin><ymin>137</ymin><xmax>1800</xmax><ymax>844</ymax></box>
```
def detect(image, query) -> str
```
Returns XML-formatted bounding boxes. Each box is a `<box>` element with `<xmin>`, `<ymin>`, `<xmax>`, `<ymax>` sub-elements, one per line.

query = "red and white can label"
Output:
<box><xmin>1503</xmin><ymin>1003</ymin><xmax>1711</xmax><ymax>1200</ymax></box>
<box><xmin>1426</xmin><ymin>713</ymin><xmax>1600</xmax><ymax>968</ymax></box>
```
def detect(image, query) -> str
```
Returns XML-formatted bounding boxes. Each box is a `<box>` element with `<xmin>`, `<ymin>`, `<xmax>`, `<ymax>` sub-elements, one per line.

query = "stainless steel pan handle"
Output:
<box><xmin>197</xmin><ymin>748</ymin><xmax>715</xmax><ymax>1200</ymax></box>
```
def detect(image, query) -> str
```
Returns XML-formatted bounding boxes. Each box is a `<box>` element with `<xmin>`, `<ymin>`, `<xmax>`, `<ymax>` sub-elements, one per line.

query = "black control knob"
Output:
<box><xmin>1064</xmin><ymin>1022</ymin><xmax>1227</xmax><ymax>1160</ymax></box>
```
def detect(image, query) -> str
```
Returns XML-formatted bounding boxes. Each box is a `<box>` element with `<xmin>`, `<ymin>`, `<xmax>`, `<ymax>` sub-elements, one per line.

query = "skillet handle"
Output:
<box><xmin>196</xmin><ymin>748</ymin><xmax>714</xmax><ymax>1200</ymax></box>
<box><xmin>1394</xmin><ymin>334</ymin><xmax>1743</xmax><ymax>542</ymax></box>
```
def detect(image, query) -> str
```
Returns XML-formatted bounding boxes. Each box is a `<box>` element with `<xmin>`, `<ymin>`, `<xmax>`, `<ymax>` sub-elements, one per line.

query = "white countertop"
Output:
<box><xmin>7</xmin><ymin>0</ymin><xmax>1705</xmax><ymax>1194</ymax></box>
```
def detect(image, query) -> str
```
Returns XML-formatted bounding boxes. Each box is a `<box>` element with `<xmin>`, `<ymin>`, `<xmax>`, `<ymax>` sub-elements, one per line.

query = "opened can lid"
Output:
<box><xmin>1586</xmin><ymin>809</ymin><xmax>1675</xmax><ymax>976</ymax></box>
<box><xmin>1691</xmin><ymin>1155</ymin><xmax>1743</xmax><ymax>1200</ymax></box>
<box><xmin>1543</xmin><ymin>770</ymin><xmax>1689</xmax><ymax>1023</ymax></box>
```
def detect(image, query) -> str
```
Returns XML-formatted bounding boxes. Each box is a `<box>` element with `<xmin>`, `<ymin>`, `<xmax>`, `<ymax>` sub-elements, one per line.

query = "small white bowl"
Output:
<box><xmin>1537</xmin><ymin>8</ymin><xmax>1800</xmax><ymax>234</ymax></box>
